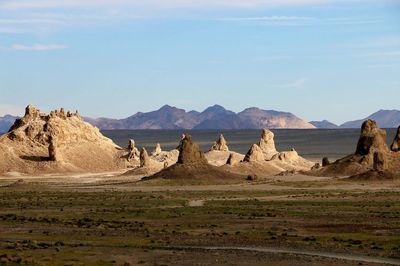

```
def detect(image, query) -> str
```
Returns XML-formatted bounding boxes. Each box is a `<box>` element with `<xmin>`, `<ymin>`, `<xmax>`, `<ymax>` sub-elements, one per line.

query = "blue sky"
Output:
<box><xmin>0</xmin><ymin>0</ymin><xmax>399</xmax><ymax>124</ymax></box>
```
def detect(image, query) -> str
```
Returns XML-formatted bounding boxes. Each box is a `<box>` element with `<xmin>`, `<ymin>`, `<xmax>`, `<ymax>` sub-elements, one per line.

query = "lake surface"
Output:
<box><xmin>103</xmin><ymin>129</ymin><xmax>397</xmax><ymax>162</ymax></box>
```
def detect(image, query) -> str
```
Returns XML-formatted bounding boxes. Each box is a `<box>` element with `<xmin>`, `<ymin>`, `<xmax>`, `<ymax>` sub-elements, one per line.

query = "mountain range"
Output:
<box><xmin>84</xmin><ymin>105</ymin><xmax>315</xmax><ymax>130</ymax></box>
<box><xmin>1</xmin><ymin>106</ymin><xmax>399</xmax><ymax>131</ymax></box>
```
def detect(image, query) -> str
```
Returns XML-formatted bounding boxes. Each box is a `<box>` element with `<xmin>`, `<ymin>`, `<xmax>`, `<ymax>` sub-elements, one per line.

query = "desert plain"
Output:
<box><xmin>0</xmin><ymin>105</ymin><xmax>400</xmax><ymax>265</ymax></box>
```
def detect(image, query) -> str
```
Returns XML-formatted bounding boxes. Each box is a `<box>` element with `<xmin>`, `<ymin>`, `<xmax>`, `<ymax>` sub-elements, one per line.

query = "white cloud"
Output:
<box><xmin>0</xmin><ymin>104</ymin><xmax>23</xmax><ymax>116</ymax></box>
<box><xmin>12</xmin><ymin>43</ymin><xmax>67</xmax><ymax>51</ymax></box>
<box><xmin>280</xmin><ymin>78</ymin><xmax>309</xmax><ymax>89</ymax></box>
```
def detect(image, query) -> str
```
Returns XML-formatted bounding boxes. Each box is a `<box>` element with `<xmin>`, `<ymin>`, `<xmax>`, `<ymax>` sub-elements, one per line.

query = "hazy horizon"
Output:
<box><xmin>1</xmin><ymin>0</ymin><xmax>399</xmax><ymax>124</ymax></box>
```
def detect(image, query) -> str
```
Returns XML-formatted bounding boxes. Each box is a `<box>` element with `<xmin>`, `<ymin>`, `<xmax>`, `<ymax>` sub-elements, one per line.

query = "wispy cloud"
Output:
<box><xmin>11</xmin><ymin>44</ymin><xmax>67</xmax><ymax>51</ymax></box>
<box><xmin>217</xmin><ymin>16</ymin><xmax>314</xmax><ymax>22</ymax></box>
<box><xmin>216</xmin><ymin>16</ymin><xmax>382</xmax><ymax>26</ymax></box>
<box><xmin>0</xmin><ymin>0</ymin><xmax>329</xmax><ymax>10</ymax></box>
<box><xmin>272</xmin><ymin>78</ymin><xmax>309</xmax><ymax>89</ymax></box>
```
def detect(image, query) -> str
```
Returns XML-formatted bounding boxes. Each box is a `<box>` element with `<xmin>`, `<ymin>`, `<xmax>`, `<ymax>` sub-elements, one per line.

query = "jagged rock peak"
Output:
<box><xmin>210</xmin><ymin>134</ymin><xmax>229</xmax><ymax>151</ymax></box>
<box><xmin>128</xmin><ymin>139</ymin><xmax>140</xmax><ymax>161</ymax></box>
<box><xmin>177</xmin><ymin>134</ymin><xmax>208</xmax><ymax>164</ymax></box>
<box><xmin>152</xmin><ymin>143</ymin><xmax>162</xmax><ymax>156</ymax></box>
<box><xmin>243</xmin><ymin>144</ymin><xmax>265</xmax><ymax>162</ymax></box>
<box><xmin>355</xmin><ymin>119</ymin><xmax>388</xmax><ymax>156</ymax></box>
<box><xmin>140</xmin><ymin>148</ymin><xmax>151</xmax><ymax>168</ymax></box>
<box><xmin>391</xmin><ymin>126</ymin><xmax>400</xmax><ymax>152</ymax></box>
<box><xmin>259</xmin><ymin>128</ymin><xmax>277</xmax><ymax>160</ymax></box>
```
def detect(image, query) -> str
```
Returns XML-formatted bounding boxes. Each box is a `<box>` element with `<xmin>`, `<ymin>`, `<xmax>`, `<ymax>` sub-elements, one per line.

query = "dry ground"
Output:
<box><xmin>0</xmin><ymin>173</ymin><xmax>399</xmax><ymax>265</ymax></box>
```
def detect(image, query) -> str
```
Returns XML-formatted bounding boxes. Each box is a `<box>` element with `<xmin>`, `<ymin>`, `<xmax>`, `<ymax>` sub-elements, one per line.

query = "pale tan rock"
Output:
<box><xmin>48</xmin><ymin>136</ymin><xmax>62</xmax><ymax>162</ymax></box>
<box><xmin>177</xmin><ymin>135</ymin><xmax>208</xmax><ymax>164</ymax></box>
<box><xmin>152</xmin><ymin>143</ymin><xmax>162</xmax><ymax>156</ymax></box>
<box><xmin>356</xmin><ymin>119</ymin><xmax>388</xmax><ymax>156</ymax></box>
<box><xmin>226</xmin><ymin>153</ymin><xmax>242</xmax><ymax>166</ymax></box>
<box><xmin>0</xmin><ymin>105</ymin><xmax>127</xmax><ymax>175</ymax></box>
<box><xmin>127</xmin><ymin>139</ymin><xmax>140</xmax><ymax>161</ymax></box>
<box><xmin>243</xmin><ymin>144</ymin><xmax>265</xmax><ymax>162</ymax></box>
<box><xmin>210</xmin><ymin>134</ymin><xmax>229</xmax><ymax>152</ymax></box>
<box><xmin>140</xmin><ymin>148</ymin><xmax>151</xmax><ymax>168</ymax></box>
<box><xmin>259</xmin><ymin>129</ymin><xmax>278</xmax><ymax>160</ymax></box>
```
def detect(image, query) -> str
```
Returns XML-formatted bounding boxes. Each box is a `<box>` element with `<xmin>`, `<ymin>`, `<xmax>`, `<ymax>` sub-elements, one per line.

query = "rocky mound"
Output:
<box><xmin>391</xmin><ymin>126</ymin><xmax>400</xmax><ymax>152</ymax></box>
<box><xmin>143</xmin><ymin>135</ymin><xmax>243</xmax><ymax>181</ymax></box>
<box><xmin>223</xmin><ymin>129</ymin><xmax>314</xmax><ymax>177</ymax></box>
<box><xmin>309</xmin><ymin>120</ymin><xmax>400</xmax><ymax>177</ymax></box>
<box><xmin>0</xmin><ymin>105</ymin><xmax>128</xmax><ymax>175</ymax></box>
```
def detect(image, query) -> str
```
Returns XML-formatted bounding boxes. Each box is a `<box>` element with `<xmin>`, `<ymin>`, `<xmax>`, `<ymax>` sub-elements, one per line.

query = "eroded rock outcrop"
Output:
<box><xmin>210</xmin><ymin>134</ymin><xmax>229</xmax><ymax>152</ymax></box>
<box><xmin>152</xmin><ymin>143</ymin><xmax>162</xmax><ymax>156</ymax></box>
<box><xmin>243</xmin><ymin>144</ymin><xmax>265</xmax><ymax>162</ymax></box>
<box><xmin>0</xmin><ymin>105</ymin><xmax>127</xmax><ymax>175</ymax></box>
<box><xmin>309</xmin><ymin>119</ymin><xmax>400</xmax><ymax>178</ymax></box>
<box><xmin>143</xmin><ymin>134</ymin><xmax>243</xmax><ymax>181</ymax></box>
<box><xmin>391</xmin><ymin>126</ymin><xmax>400</xmax><ymax>152</ymax></box>
<box><xmin>177</xmin><ymin>135</ymin><xmax>208</xmax><ymax>164</ymax></box>
<box><xmin>259</xmin><ymin>129</ymin><xmax>277</xmax><ymax>160</ymax></box>
<box><xmin>127</xmin><ymin>139</ymin><xmax>140</xmax><ymax>161</ymax></box>
<box><xmin>355</xmin><ymin>119</ymin><xmax>388</xmax><ymax>157</ymax></box>
<box><xmin>140</xmin><ymin>148</ymin><xmax>151</xmax><ymax>168</ymax></box>
<box><xmin>226</xmin><ymin>153</ymin><xmax>242</xmax><ymax>166</ymax></box>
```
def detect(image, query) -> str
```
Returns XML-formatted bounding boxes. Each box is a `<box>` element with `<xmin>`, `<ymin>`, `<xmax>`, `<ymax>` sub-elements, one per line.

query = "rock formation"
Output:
<box><xmin>226</xmin><ymin>153</ymin><xmax>242</xmax><ymax>166</ymax></box>
<box><xmin>0</xmin><ymin>105</ymin><xmax>127</xmax><ymax>175</ymax></box>
<box><xmin>309</xmin><ymin>119</ymin><xmax>400</xmax><ymax>178</ymax></box>
<box><xmin>152</xmin><ymin>143</ymin><xmax>162</xmax><ymax>156</ymax></box>
<box><xmin>48</xmin><ymin>136</ymin><xmax>62</xmax><ymax>162</ymax></box>
<box><xmin>243</xmin><ymin>144</ymin><xmax>265</xmax><ymax>162</ymax></box>
<box><xmin>143</xmin><ymin>134</ymin><xmax>243</xmax><ymax>181</ymax></box>
<box><xmin>127</xmin><ymin>139</ymin><xmax>140</xmax><ymax>161</ymax></box>
<box><xmin>259</xmin><ymin>129</ymin><xmax>277</xmax><ymax>160</ymax></box>
<box><xmin>373</xmin><ymin>151</ymin><xmax>387</xmax><ymax>171</ymax></box>
<box><xmin>322</xmin><ymin>157</ymin><xmax>330</xmax><ymax>167</ymax></box>
<box><xmin>355</xmin><ymin>119</ymin><xmax>388</xmax><ymax>157</ymax></box>
<box><xmin>210</xmin><ymin>134</ymin><xmax>229</xmax><ymax>152</ymax></box>
<box><xmin>140</xmin><ymin>148</ymin><xmax>151</xmax><ymax>168</ymax></box>
<box><xmin>391</xmin><ymin>126</ymin><xmax>400</xmax><ymax>152</ymax></box>
<box><xmin>177</xmin><ymin>135</ymin><xmax>208</xmax><ymax>164</ymax></box>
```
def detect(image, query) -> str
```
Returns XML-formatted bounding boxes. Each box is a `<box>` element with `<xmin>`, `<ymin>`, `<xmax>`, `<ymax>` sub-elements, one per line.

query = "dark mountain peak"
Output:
<box><xmin>202</xmin><ymin>104</ymin><xmax>227</xmax><ymax>113</ymax></box>
<box><xmin>158</xmin><ymin>104</ymin><xmax>180</xmax><ymax>112</ymax></box>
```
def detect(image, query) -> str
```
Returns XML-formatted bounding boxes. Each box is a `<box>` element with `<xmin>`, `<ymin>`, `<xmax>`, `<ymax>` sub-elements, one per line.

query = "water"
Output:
<box><xmin>103</xmin><ymin>129</ymin><xmax>397</xmax><ymax>161</ymax></box>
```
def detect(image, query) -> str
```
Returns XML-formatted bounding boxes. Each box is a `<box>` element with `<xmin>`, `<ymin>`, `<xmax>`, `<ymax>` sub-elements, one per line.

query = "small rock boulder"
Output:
<box><xmin>391</xmin><ymin>126</ymin><xmax>400</xmax><ymax>152</ymax></box>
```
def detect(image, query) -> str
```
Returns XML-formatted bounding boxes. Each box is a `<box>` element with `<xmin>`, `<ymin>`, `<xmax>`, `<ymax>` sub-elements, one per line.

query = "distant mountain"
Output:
<box><xmin>85</xmin><ymin>104</ymin><xmax>315</xmax><ymax>130</ymax></box>
<box><xmin>0</xmin><ymin>115</ymin><xmax>18</xmax><ymax>132</ymax></box>
<box><xmin>238</xmin><ymin>108</ymin><xmax>315</xmax><ymax>129</ymax></box>
<box><xmin>341</xmin><ymin>110</ymin><xmax>400</xmax><ymax>128</ymax></box>
<box><xmin>309</xmin><ymin>120</ymin><xmax>338</xmax><ymax>129</ymax></box>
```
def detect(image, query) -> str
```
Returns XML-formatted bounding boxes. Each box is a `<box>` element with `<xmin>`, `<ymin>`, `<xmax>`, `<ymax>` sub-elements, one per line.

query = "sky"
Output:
<box><xmin>0</xmin><ymin>0</ymin><xmax>399</xmax><ymax>125</ymax></box>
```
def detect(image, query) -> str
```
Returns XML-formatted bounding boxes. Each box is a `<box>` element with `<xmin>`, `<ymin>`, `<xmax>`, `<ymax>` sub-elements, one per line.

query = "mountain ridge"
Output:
<box><xmin>2</xmin><ymin>106</ymin><xmax>400</xmax><ymax>131</ymax></box>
